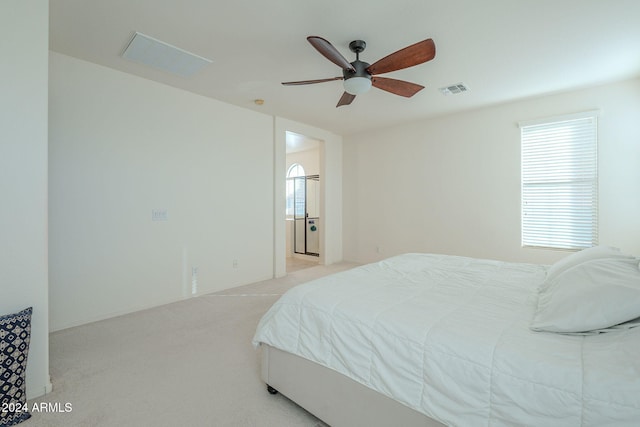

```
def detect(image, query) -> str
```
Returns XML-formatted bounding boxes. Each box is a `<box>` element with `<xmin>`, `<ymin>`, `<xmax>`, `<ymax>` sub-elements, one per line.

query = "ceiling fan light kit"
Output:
<box><xmin>343</xmin><ymin>77</ymin><xmax>372</xmax><ymax>95</ymax></box>
<box><xmin>282</xmin><ymin>36</ymin><xmax>436</xmax><ymax>107</ymax></box>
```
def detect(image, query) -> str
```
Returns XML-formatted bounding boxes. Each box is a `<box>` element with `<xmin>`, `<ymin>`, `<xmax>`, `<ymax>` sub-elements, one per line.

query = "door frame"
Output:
<box><xmin>273</xmin><ymin>118</ymin><xmax>343</xmax><ymax>278</ymax></box>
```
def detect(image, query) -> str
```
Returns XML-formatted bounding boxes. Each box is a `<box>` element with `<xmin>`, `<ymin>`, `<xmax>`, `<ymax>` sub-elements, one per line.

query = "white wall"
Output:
<box><xmin>287</xmin><ymin>148</ymin><xmax>320</xmax><ymax>175</ymax></box>
<box><xmin>49</xmin><ymin>52</ymin><xmax>275</xmax><ymax>331</ymax></box>
<box><xmin>0</xmin><ymin>0</ymin><xmax>51</xmax><ymax>398</ymax></box>
<box><xmin>343</xmin><ymin>78</ymin><xmax>640</xmax><ymax>265</ymax></box>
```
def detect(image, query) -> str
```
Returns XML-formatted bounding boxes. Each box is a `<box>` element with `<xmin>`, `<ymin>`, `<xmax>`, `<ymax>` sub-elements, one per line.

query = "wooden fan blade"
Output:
<box><xmin>282</xmin><ymin>77</ymin><xmax>343</xmax><ymax>86</ymax></box>
<box><xmin>367</xmin><ymin>39</ymin><xmax>436</xmax><ymax>75</ymax></box>
<box><xmin>372</xmin><ymin>77</ymin><xmax>424</xmax><ymax>97</ymax></box>
<box><xmin>307</xmin><ymin>36</ymin><xmax>355</xmax><ymax>71</ymax></box>
<box><xmin>336</xmin><ymin>92</ymin><xmax>356</xmax><ymax>107</ymax></box>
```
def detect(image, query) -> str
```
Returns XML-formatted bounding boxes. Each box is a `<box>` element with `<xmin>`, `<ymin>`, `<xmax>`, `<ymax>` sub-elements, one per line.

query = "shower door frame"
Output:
<box><xmin>293</xmin><ymin>174</ymin><xmax>320</xmax><ymax>257</ymax></box>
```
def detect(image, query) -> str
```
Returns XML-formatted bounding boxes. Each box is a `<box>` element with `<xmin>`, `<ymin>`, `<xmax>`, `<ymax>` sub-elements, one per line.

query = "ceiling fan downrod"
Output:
<box><xmin>344</xmin><ymin>40</ymin><xmax>371</xmax><ymax>83</ymax></box>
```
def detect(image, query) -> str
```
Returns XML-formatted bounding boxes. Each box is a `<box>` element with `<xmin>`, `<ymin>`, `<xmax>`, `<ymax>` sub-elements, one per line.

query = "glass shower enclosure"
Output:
<box><xmin>293</xmin><ymin>174</ymin><xmax>320</xmax><ymax>256</ymax></box>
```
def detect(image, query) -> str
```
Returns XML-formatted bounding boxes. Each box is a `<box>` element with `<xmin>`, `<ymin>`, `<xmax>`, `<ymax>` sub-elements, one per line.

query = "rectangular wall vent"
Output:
<box><xmin>122</xmin><ymin>32</ymin><xmax>212</xmax><ymax>77</ymax></box>
<box><xmin>439</xmin><ymin>83</ymin><xmax>470</xmax><ymax>95</ymax></box>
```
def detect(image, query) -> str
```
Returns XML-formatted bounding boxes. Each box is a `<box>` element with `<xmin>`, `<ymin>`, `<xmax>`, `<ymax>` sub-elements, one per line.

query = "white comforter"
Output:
<box><xmin>253</xmin><ymin>253</ymin><xmax>640</xmax><ymax>426</ymax></box>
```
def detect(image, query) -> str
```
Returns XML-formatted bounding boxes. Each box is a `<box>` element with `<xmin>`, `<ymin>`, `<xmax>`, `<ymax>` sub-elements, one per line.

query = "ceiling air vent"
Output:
<box><xmin>439</xmin><ymin>83</ymin><xmax>469</xmax><ymax>95</ymax></box>
<box><xmin>122</xmin><ymin>32</ymin><xmax>212</xmax><ymax>77</ymax></box>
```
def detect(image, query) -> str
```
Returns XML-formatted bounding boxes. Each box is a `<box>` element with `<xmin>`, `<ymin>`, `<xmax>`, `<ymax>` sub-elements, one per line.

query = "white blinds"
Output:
<box><xmin>520</xmin><ymin>112</ymin><xmax>598</xmax><ymax>250</ymax></box>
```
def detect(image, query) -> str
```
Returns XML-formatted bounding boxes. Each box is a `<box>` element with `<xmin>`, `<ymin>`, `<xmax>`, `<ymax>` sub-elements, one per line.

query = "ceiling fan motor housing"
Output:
<box><xmin>343</xmin><ymin>59</ymin><xmax>371</xmax><ymax>81</ymax></box>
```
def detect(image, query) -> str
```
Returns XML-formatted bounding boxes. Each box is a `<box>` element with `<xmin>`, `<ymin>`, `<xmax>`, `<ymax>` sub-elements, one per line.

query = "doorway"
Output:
<box><xmin>285</xmin><ymin>132</ymin><xmax>321</xmax><ymax>271</ymax></box>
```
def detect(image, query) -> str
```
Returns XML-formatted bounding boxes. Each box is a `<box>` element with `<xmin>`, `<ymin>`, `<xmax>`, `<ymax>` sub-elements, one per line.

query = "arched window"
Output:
<box><xmin>287</xmin><ymin>163</ymin><xmax>305</xmax><ymax>178</ymax></box>
<box><xmin>286</xmin><ymin>164</ymin><xmax>305</xmax><ymax>218</ymax></box>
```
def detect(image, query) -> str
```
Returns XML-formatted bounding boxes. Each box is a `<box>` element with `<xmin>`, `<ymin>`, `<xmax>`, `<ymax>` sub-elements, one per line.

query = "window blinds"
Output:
<box><xmin>520</xmin><ymin>112</ymin><xmax>598</xmax><ymax>250</ymax></box>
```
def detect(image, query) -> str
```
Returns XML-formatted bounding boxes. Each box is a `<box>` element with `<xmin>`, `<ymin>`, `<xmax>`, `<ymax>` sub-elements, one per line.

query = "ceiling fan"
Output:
<box><xmin>282</xmin><ymin>36</ymin><xmax>436</xmax><ymax>107</ymax></box>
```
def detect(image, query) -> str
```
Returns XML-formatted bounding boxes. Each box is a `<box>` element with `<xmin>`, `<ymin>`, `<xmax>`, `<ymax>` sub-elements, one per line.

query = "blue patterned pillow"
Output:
<box><xmin>0</xmin><ymin>307</ymin><xmax>32</xmax><ymax>427</ymax></box>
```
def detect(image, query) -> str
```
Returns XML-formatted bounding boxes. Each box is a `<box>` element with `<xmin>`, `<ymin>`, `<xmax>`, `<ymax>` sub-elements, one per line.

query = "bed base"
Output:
<box><xmin>261</xmin><ymin>344</ymin><xmax>446</xmax><ymax>427</ymax></box>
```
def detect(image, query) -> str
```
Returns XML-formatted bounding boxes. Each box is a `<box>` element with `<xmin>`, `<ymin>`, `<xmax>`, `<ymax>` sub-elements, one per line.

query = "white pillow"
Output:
<box><xmin>531</xmin><ymin>257</ymin><xmax>640</xmax><ymax>334</ymax></box>
<box><xmin>545</xmin><ymin>245</ymin><xmax>633</xmax><ymax>282</ymax></box>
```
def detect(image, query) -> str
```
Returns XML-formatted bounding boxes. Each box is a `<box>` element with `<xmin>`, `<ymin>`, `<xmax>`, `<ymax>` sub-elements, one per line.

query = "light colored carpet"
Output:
<box><xmin>26</xmin><ymin>262</ymin><xmax>359</xmax><ymax>427</ymax></box>
<box><xmin>286</xmin><ymin>257</ymin><xmax>320</xmax><ymax>273</ymax></box>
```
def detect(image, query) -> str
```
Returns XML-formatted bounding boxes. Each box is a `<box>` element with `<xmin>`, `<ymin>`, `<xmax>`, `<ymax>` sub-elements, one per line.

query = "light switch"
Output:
<box><xmin>152</xmin><ymin>209</ymin><xmax>168</xmax><ymax>221</ymax></box>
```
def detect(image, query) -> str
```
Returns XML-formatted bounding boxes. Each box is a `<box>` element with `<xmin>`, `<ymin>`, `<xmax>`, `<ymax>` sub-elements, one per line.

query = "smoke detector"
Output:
<box><xmin>439</xmin><ymin>83</ymin><xmax>470</xmax><ymax>95</ymax></box>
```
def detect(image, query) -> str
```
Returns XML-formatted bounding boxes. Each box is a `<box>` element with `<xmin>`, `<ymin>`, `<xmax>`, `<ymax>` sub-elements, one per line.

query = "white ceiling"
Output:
<box><xmin>49</xmin><ymin>0</ymin><xmax>640</xmax><ymax>136</ymax></box>
<box><xmin>286</xmin><ymin>132</ymin><xmax>320</xmax><ymax>154</ymax></box>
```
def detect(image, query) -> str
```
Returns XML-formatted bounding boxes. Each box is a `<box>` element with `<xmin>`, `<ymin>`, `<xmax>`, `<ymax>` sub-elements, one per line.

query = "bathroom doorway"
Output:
<box><xmin>285</xmin><ymin>132</ymin><xmax>321</xmax><ymax>271</ymax></box>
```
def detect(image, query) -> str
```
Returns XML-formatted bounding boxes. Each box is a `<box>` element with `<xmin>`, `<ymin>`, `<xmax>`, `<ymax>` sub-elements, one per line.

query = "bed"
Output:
<box><xmin>253</xmin><ymin>251</ymin><xmax>640</xmax><ymax>426</ymax></box>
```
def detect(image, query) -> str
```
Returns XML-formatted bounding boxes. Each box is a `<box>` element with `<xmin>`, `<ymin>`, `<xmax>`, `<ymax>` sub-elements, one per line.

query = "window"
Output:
<box><xmin>286</xmin><ymin>163</ymin><xmax>305</xmax><ymax>218</ymax></box>
<box><xmin>287</xmin><ymin>163</ymin><xmax>305</xmax><ymax>179</ymax></box>
<box><xmin>520</xmin><ymin>111</ymin><xmax>598</xmax><ymax>250</ymax></box>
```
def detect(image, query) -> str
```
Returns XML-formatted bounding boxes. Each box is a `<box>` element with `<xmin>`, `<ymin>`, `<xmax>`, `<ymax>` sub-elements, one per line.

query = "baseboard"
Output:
<box><xmin>27</xmin><ymin>375</ymin><xmax>53</xmax><ymax>400</ymax></box>
<box><xmin>49</xmin><ymin>294</ymin><xmax>183</xmax><ymax>332</ymax></box>
<box><xmin>50</xmin><ymin>273</ymin><xmax>277</xmax><ymax>332</ymax></box>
